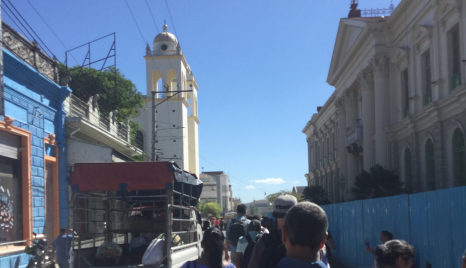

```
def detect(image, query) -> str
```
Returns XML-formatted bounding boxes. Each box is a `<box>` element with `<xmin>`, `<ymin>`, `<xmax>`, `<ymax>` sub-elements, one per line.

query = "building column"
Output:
<box><xmin>371</xmin><ymin>57</ymin><xmax>390</xmax><ymax>167</ymax></box>
<box><xmin>345</xmin><ymin>91</ymin><xmax>359</xmax><ymax>191</ymax></box>
<box><xmin>336</xmin><ymin>97</ymin><xmax>349</xmax><ymax>199</ymax></box>
<box><xmin>359</xmin><ymin>71</ymin><xmax>376</xmax><ymax>170</ymax></box>
<box><xmin>335</xmin><ymin>98</ymin><xmax>347</xmax><ymax>199</ymax></box>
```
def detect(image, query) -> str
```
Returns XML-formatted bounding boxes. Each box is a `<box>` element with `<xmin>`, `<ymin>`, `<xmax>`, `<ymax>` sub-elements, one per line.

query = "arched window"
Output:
<box><xmin>404</xmin><ymin>148</ymin><xmax>413</xmax><ymax>193</ymax></box>
<box><xmin>425</xmin><ymin>140</ymin><xmax>435</xmax><ymax>190</ymax></box>
<box><xmin>452</xmin><ymin>128</ymin><xmax>466</xmax><ymax>186</ymax></box>
<box><xmin>136</xmin><ymin>130</ymin><xmax>144</xmax><ymax>151</ymax></box>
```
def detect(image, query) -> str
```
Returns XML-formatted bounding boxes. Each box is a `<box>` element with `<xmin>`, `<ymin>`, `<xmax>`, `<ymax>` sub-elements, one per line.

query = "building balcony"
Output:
<box><xmin>423</xmin><ymin>92</ymin><xmax>432</xmax><ymax>106</ymax></box>
<box><xmin>65</xmin><ymin>94</ymin><xmax>141</xmax><ymax>157</ymax></box>
<box><xmin>450</xmin><ymin>73</ymin><xmax>462</xmax><ymax>91</ymax></box>
<box><xmin>345</xmin><ymin>123</ymin><xmax>363</xmax><ymax>156</ymax></box>
<box><xmin>146</xmin><ymin>50</ymin><xmax>182</xmax><ymax>57</ymax></box>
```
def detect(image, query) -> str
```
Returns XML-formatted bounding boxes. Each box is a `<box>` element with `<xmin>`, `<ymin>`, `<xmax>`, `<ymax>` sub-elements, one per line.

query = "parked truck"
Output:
<box><xmin>69</xmin><ymin>161</ymin><xmax>204</xmax><ymax>268</ymax></box>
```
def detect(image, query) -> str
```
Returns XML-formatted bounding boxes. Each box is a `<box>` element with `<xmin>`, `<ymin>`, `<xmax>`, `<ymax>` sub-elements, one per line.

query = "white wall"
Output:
<box><xmin>67</xmin><ymin>140</ymin><xmax>113</xmax><ymax>164</ymax></box>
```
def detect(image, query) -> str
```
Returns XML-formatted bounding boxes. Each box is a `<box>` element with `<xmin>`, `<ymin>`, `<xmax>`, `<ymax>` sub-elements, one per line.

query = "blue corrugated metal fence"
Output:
<box><xmin>321</xmin><ymin>186</ymin><xmax>466</xmax><ymax>268</ymax></box>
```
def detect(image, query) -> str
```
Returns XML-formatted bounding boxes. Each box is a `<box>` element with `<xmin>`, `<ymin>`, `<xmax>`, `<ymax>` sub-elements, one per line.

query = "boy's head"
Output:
<box><xmin>282</xmin><ymin>202</ymin><xmax>328</xmax><ymax>251</ymax></box>
<box><xmin>249</xmin><ymin>219</ymin><xmax>262</xmax><ymax>232</ymax></box>
<box><xmin>237</xmin><ymin>204</ymin><xmax>247</xmax><ymax>215</ymax></box>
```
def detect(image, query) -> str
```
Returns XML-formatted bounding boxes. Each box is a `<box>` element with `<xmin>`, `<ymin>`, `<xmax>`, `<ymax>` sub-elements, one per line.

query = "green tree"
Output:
<box><xmin>60</xmin><ymin>65</ymin><xmax>145</xmax><ymax>121</ymax></box>
<box><xmin>302</xmin><ymin>186</ymin><xmax>331</xmax><ymax>205</ymax></box>
<box><xmin>351</xmin><ymin>164</ymin><xmax>404</xmax><ymax>200</ymax></box>
<box><xmin>266</xmin><ymin>190</ymin><xmax>302</xmax><ymax>203</ymax></box>
<box><xmin>199</xmin><ymin>202</ymin><xmax>221</xmax><ymax>218</ymax></box>
<box><xmin>60</xmin><ymin>64</ymin><xmax>145</xmax><ymax>148</ymax></box>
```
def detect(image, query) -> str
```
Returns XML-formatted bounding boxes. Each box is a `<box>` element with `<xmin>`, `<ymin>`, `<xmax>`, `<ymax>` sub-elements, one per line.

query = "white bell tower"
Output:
<box><xmin>133</xmin><ymin>22</ymin><xmax>199</xmax><ymax>177</ymax></box>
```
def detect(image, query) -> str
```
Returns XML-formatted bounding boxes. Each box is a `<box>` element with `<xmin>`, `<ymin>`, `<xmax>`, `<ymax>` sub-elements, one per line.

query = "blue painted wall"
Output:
<box><xmin>321</xmin><ymin>186</ymin><xmax>466</xmax><ymax>268</ymax></box>
<box><xmin>0</xmin><ymin>48</ymin><xmax>70</xmax><ymax>267</ymax></box>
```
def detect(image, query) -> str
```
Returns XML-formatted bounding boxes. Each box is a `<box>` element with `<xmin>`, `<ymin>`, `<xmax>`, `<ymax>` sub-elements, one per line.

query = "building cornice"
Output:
<box><xmin>188</xmin><ymin>116</ymin><xmax>200</xmax><ymax>124</ymax></box>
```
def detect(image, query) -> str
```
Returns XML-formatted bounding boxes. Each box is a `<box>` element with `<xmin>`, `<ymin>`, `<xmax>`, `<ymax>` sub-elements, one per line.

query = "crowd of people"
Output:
<box><xmin>184</xmin><ymin>195</ymin><xmax>466</xmax><ymax>268</ymax></box>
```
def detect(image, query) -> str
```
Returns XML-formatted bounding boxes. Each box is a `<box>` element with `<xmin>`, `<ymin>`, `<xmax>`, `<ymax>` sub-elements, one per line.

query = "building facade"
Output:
<box><xmin>303</xmin><ymin>0</ymin><xmax>466</xmax><ymax>202</ymax></box>
<box><xmin>199</xmin><ymin>171</ymin><xmax>232</xmax><ymax>213</ymax></box>
<box><xmin>132</xmin><ymin>23</ymin><xmax>200</xmax><ymax>177</ymax></box>
<box><xmin>0</xmin><ymin>22</ymin><xmax>70</xmax><ymax>264</ymax></box>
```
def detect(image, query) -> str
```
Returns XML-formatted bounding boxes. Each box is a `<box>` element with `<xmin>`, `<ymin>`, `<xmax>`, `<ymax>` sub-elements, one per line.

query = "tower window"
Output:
<box><xmin>161</xmin><ymin>44</ymin><xmax>168</xmax><ymax>51</ymax></box>
<box><xmin>135</xmin><ymin>130</ymin><xmax>144</xmax><ymax>151</ymax></box>
<box><xmin>448</xmin><ymin>25</ymin><xmax>461</xmax><ymax>90</ymax></box>
<box><xmin>401</xmin><ymin>69</ymin><xmax>409</xmax><ymax>118</ymax></box>
<box><xmin>422</xmin><ymin>51</ymin><xmax>432</xmax><ymax>105</ymax></box>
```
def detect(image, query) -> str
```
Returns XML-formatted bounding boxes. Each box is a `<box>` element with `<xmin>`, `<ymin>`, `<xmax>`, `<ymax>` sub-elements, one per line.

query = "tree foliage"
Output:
<box><xmin>351</xmin><ymin>164</ymin><xmax>404</xmax><ymax>200</ymax></box>
<box><xmin>59</xmin><ymin>64</ymin><xmax>145</xmax><ymax>149</ymax></box>
<box><xmin>199</xmin><ymin>202</ymin><xmax>221</xmax><ymax>218</ymax></box>
<box><xmin>302</xmin><ymin>186</ymin><xmax>331</xmax><ymax>205</ymax></box>
<box><xmin>59</xmin><ymin>64</ymin><xmax>145</xmax><ymax>122</ymax></box>
<box><xmin>266</xmin><ymin>190</ymin><xmax>302</xmax><ymax>203</ymax></box>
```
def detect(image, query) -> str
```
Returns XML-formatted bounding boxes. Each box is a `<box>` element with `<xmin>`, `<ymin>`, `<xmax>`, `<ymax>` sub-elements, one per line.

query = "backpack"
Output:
<box><xmin>258</xmin><ymin>230</ymin><xmax>287</xmax><ymax>268</ymax></box>
<box><xmin>241</xmin><ymin>233</ymin><xmax>262</xmax><ymax>268</ymax></box>
<box><xmin>229</xmin><ymin>218</ymin><xmax>247</xmax><ymax>247</ymax></box>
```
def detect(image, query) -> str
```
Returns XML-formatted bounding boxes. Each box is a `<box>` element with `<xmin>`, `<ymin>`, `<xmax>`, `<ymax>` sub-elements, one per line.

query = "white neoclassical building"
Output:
<box><xmin>132</xmin><ymin>23</ymin><xmax>200</xmax><ymax>177</ymax></box>
<box><xmin>303</xmin><ymin>0</ymin><xmax>466</xmax><ymax>203</ymax></box>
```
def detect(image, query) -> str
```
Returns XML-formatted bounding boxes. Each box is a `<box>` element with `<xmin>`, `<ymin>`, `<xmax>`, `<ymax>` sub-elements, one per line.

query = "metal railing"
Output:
<box><xmin>345</xmin><ymin>125</ymin><xmax>363</xmax><ymax>146</ymax></box>
<box><xmin>117</xmin><ymin>123</ymin><xmax>128</xmax><ymax>141</ymax></box>
<box><xmin>68</xmin><ymin>94</ymin><xmax>130</xmax><ymax>143</ymax></box>
<box><xmin>70</xmin><ymin>94</ymin><xmax>90</xmax><ymax>119</ymax></box>
<box><xmin>99</xmin><ymin>115</ymin><xmax>110</xmax><ymax>131</ymax></box>
<box><xmin>146</xmin><ymin>50</ymin><xmax>181</xmax><ymax>56</ymax></box>
<box><xmin>361</xmin><ymin>7</ymin><xmax>394</xmax><ymax>17</ymax></box>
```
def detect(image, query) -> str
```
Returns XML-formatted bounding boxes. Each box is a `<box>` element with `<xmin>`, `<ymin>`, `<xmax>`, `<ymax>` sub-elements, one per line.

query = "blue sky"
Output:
<box><xmin>7</xmin><ymin>0</ymin><xmax>401</xmax><ymax>203</ymax></box>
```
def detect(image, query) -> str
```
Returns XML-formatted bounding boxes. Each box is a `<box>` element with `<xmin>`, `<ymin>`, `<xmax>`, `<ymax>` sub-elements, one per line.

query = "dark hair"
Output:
<box><xmin>202</xmin><ymin>228</ymin><xmax>224</xmax><ymax>268</ymax></box>
<box><xmin>59</xmin><ymin>228</ymin><xmax>67</xmax><ymax>235</ymax></box>
<box><xmin>252</xmin><ymin>215</ymin><xmax>261</xmax><ymax>221</ymax></box>
<box><xmin>202</xmin><ymin>221</ymin><xmax>210</xmax><ymax>231</ymax></box>
<box><xmin>284</xmin><ymin>202</ymin><xmax>328</xmax><ymax>250</ymax></box>
<box><xmin>237</xmin><ymin>204</ymin><xmax>246</xmax><ymax>215</ymax></box>
<box><xmin>375</xmin><ymin>240</ymin><xmax>415</xmax><ymax>266</ymax></box>
<box><xmin>381</xmin><ymin>231</ymin><xmax>394</xmax><ymax>241</ymax></box>
<box><xmin>246</xmin><ymin>216</ymin><xmax>253</xmax><ymax>220</ymax></box>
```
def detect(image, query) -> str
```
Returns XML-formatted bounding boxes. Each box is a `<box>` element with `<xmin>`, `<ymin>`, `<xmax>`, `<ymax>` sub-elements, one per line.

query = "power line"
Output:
<box><xmin>4</xmin><ymin>0</ymin><xmax>54</xmax><ymax>57</ymax></box>
<box><xmin>2</xmin><ymin>9</ymin><xmax>31</xmax><ymax>41</ymax></box>
<box><xmin>164</xmin><ymin>0</ymin><xmax>179</xmax><ymax>43</ymax></box>
<box><xmin>124</xmin><ymin>0</ymin><xmax>147</xmax><ymax>44</ymax></box>
<box><xmin>2</xmin><ymin>3</ymin><xmax>35</xmax><ymax>44</ymax></box>
<box><xmin>145</xmin><ymin>0</ymin><xmax>160</xmax><ymax>33</ymax></box>
<box><xmin>26</xmin><ymin>0</ymin><xmax>69</xmax><ymax>51</ymax></box>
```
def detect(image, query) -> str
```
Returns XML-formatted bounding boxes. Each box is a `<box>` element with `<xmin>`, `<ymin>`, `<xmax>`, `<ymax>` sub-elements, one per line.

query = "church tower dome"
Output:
<box><xmin>153</xmin><ymin>23</ymin><xmax>178</xmax><ymax>52</ymax></box>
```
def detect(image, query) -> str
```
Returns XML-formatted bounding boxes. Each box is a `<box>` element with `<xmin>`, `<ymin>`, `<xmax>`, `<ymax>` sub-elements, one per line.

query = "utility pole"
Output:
<box><xmin>151</xmin><ymin>90</ymin><xmax>157</xmax><ymax>161</ymax></box>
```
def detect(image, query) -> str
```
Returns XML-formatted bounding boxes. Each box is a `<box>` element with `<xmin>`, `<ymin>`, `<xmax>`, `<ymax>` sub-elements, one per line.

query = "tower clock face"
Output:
<box><xmin>161</xmin><ymin>44</ymin><xmax>168</xmax><ymax>51</ymax></box>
